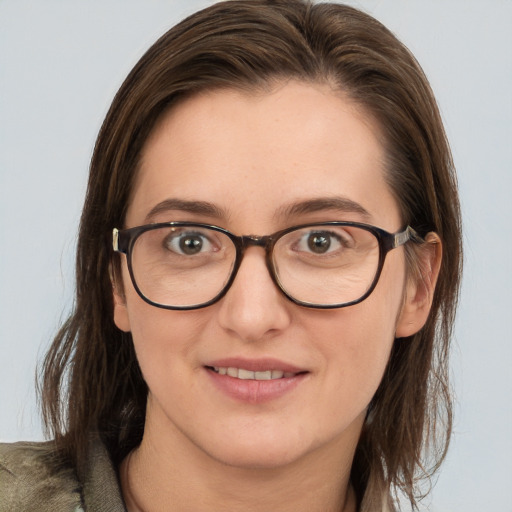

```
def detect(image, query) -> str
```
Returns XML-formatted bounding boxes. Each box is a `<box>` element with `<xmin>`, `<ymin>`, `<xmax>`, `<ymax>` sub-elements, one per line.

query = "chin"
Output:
<box><xmin>195</xmin><ymin>426</ymin><xmax>322</xmax><ymax>471</ymax></box>
<box><xmin>208</xmin><ymin>444</ymin><xmax>307</xmax><ymax>471</ymax></box>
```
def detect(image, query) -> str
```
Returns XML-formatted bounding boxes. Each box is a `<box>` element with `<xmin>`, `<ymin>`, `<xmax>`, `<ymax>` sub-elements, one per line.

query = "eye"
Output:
<box><xmin>163</xmin><ymin>230</ymin><xmax>215</xmax><ymax>256</ymax></box>
<box><xmin>294</xmin><ymin>228</ymin><xmax>356</xmax><ymax>256</ymax></box>
<box><xmin>297</xmin><ymin>230</ymin><xmax>344</xmax><ymax>255</ymax></box>
<box><xmin>307</xmin><ymin>232</ymin><xmax>333</xmax><ymax>253</ymax></box>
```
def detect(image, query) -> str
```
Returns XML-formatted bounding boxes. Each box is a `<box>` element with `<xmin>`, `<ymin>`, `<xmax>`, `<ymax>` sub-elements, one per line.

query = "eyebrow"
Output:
<box><xmin>145</xmin><ymin>198</ymin><xmax>227</xmax><ymax>223</ymax></box>
<box><xmin>144</xmin><ymin>196</ymin><xmax>371</xmax><ymax>224</ymax></box>
<box><xmin>275</xmin><ymin>197</ymin><xmax>372</xmax><ymax>221</ymax></box>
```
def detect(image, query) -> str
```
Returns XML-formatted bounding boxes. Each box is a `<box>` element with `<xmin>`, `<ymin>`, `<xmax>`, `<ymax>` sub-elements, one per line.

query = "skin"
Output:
<box><xmin>113</xmin><ymin>81</ymin><xmax>439</xmax><ymax>512</ymax></box>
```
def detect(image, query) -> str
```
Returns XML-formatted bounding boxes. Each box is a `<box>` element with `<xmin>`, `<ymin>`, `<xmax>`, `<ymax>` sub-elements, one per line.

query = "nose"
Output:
<box><xmin>216</xmin><ymin>247</ymin><xmax>292</xmax><ymax>342</ymax></box>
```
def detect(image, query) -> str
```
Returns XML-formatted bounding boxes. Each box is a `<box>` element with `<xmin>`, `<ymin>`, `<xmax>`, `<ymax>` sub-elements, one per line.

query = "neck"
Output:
<box><xmin>120</xmin><ymin>414</ymin><xmax>360</xmax><ymax>512</ymax></box>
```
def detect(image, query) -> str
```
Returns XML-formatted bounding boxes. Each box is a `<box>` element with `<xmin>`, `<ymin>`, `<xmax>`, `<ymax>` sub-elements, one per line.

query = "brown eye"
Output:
<box><xmin>163</xmin><ymin>231</ymin><xmax>213</xmax><ymax>255</ymax></box>
<box><xmin>179</xmin><ymin>235</ymin><xmax>203</xmax><ymax>255</ymax></box>
<box><xmin>307</xmin><ymin>233</ymin><xmax>331</xmax><ymax>253</ymax></box>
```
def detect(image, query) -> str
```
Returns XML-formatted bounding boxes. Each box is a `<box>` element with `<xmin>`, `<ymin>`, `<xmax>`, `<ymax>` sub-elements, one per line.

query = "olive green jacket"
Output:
<box><xmin>0</xmin><ymin>438</ymin><xmax>126</xmax><ymax>512</ymax></box>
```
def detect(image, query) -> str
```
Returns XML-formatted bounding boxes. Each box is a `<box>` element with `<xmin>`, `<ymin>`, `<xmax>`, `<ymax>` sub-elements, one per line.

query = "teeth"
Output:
<box><xmin>211</xmin><ymin>367</ymin><xmax>294</xmax><ymax>380</ymax></box>
<box><xmin>238</xmin><ymin>368</ymin><xmax>254</xmax><ymax>380</ymax></box>
<box><xmin>255</xmin><ymin>370</ymin><xmax>271</xmax><ymax>380</ymax></box>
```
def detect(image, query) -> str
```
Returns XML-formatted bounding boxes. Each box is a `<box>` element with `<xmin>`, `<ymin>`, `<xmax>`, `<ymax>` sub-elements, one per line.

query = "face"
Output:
<box><xmin>114</xmin><ymin>82</ymin><xmax>428</xmax><ymax>470</ymax></box>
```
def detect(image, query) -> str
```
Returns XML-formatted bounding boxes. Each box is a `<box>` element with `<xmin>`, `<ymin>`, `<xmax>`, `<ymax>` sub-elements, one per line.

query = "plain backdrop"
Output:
<box><xmin>1</xmin><ymin>1</ymin><xmax>511</xmax><ymax>510</ymax></box>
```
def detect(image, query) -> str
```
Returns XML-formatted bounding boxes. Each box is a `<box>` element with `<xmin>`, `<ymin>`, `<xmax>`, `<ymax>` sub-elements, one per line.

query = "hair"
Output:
<box><xmin>39</xmin><ymin>1</ymin><xmax>462</xmax><ymax>510</ymax></box>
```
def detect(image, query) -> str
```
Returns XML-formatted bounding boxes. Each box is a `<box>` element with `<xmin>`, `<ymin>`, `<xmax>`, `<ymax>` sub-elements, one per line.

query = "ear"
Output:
<box><xmin>395</xmin><ymin>233</ymin><xmax>442</xmax><ymax>338</ymax></box>
<box><xmin>110</xmin><ymin>263</ymin><xmax>132</xmax><ymax>333</ymax></box>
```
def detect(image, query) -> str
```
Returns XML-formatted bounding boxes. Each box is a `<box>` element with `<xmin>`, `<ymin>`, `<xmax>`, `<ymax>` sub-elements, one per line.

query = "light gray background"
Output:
<box><xmin>1</xmin><ymin>1</ymin><xmax>511</xmax><ymax>510</ymax></box>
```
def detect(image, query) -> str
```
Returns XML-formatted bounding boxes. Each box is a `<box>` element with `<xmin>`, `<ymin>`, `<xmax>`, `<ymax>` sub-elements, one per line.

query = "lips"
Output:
<box><xmin>205</xmin><ymin>357</ymin><xmax>305</xmax><ymax>376</ymax></box>
<box><xmin>210</xmin><ymin>367</ymin><xmax>296</xmax><ymax>380</ymax></box>
<box><xmin>204</xmin><ymin>358</ymin><xmax>308</xmax><ymax>403</ymax></box>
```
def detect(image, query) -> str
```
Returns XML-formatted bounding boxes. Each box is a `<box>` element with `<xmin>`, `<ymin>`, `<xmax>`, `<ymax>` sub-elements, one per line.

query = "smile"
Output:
<box><xmin>205</xmin><ymin>364</ymin><xmax>308</xmax><ymax>403</ymax></box>
<box><xmin>209</xmin><ymin>367</ymin><xmax>297</xmax><ymax>380</ymax></box>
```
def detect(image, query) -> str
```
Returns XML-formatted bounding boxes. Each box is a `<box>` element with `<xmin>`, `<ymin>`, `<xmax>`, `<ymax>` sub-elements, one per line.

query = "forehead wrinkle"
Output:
<box><xmin>274</xmin><ymin>197</ymin><xmax>373</xmax><ymax>222</ymax></box>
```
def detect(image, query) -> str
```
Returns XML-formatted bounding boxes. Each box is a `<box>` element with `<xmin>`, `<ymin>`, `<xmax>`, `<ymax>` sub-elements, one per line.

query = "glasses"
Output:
<box><xmin>112</xmin><ymin>221</ymin><xmax>422</xmax><ymax>310</ymax></box>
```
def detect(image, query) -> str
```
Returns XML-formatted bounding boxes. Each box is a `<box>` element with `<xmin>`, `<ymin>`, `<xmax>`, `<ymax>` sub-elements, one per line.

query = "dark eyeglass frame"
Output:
<box><xmin>112</xmin><ymin>221</ymin><xmax>423</xmax><ymax>310</ymax></box>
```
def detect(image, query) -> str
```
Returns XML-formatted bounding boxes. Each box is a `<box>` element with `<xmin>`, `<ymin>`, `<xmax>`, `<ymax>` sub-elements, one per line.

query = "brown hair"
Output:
<box><xmin>40</xmin><ymin>1</ymin><xmax>462</xmax><ymax>509</ymax></box>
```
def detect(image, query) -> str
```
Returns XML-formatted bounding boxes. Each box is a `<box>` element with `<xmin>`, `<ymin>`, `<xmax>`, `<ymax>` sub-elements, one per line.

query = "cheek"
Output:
<box><xmin>121</xmin><ymin>284</ymin><xmax>210</xmax><ymax>393</ymax></box>
<box><xmin>312</xmin><ymin>256</ymin><xmax>406</xmax><ymax>402</ymax></box>
<box><xmin>117</xmin><ymin>260</ymin><xmax>201</xmax><ymax>369</ymax></box>
<box><xmin>314</xmin><ymin>304</ymin><xmax>396</xmax><ymax>383</ymax></box>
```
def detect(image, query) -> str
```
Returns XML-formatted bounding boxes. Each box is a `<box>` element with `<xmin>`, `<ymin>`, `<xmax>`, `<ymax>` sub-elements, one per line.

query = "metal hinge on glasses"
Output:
<box><xmin>394</xmin><ymin>226</ymin><xmax>422</xmax><ymax>247</ymax></box>
<box><xmin>112</xmin><ymin>228</ymin><xmax>120</xmax><ymax>252</ymax></box>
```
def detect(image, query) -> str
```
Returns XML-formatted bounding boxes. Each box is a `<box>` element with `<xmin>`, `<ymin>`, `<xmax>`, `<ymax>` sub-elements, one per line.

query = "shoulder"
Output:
<box><xmin>0</xmin><ymin>441</ymin><xmax>84</xmax><ymax>512</ymax></box>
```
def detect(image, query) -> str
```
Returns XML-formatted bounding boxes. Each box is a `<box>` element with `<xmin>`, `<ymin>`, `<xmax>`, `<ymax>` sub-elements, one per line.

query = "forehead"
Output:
<box><xmin>127</xmin><ymin>81</ymin><xmax>400</xmax><ymax>231</ymax></box>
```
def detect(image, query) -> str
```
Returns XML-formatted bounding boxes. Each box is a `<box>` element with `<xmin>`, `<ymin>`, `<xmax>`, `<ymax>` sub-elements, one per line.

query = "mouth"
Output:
<box><xmin>204</xmin><ymin>359</ymin><xmax>309</xmax><ymax>403</ymax></box>
<box><xmin>206</xmin><ymin>366</ymin><xmax>302</xmax><ymax>380</ymax></box>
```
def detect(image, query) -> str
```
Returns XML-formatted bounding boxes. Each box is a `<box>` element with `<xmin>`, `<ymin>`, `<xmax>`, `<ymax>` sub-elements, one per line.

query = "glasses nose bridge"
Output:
<box><xmin>239</xmin><ymin>234</ymin><xmax>273</xmax><ymax>252</ymax></box>
<box><xmin>229</xmin><ymin>234</ymin><xmax>280</xmax><ymax>296</ymax></box>
<box><xmin>236</xmin><ymin>234</ymin><xmax>276</xmax><ymax>274</ymax></box>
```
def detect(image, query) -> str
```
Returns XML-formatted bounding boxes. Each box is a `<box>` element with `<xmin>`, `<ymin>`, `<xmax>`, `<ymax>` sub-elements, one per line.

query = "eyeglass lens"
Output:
<box><xmin>128</xmin><ymin>224</ymin><xmax>381</xmax><ymax>308</ymax></box>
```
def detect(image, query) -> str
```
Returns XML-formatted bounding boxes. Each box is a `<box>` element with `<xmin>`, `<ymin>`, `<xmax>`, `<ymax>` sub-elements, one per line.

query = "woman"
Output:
<box><xmin>0</xmin><ymin>1</ymin><xmax>462</xmax><ymax>510</ymax></box>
